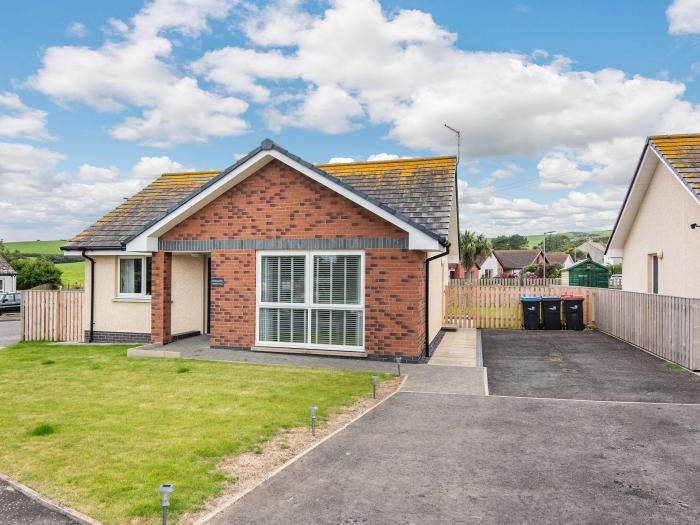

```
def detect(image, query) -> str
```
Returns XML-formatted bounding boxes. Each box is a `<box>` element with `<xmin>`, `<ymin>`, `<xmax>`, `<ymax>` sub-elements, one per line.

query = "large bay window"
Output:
<box><xmin>257</xmin><ymin>252</ymin><xmax>364</xmax><ymax>350</ymax></box>
<box><xmin>118</xmin><ymin>256</ymin><xmax>152</xmax><ymax>297</ymax></box>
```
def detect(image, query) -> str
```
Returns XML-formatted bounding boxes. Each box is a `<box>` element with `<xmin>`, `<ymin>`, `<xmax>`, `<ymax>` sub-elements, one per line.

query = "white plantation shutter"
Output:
<box><xmin>259</xmin><ymin>308</ymin><xmax>307</xmax><ymax>343</ymax></box>
<box><xmin>311</xmin><ymin>309</ymin><xmax>362</xmax><ymax>346</ymax></box>
<box><xmin>313</xmin><ymin>255</ymin><xmax>361</xmax><ymax>304</ymax></box>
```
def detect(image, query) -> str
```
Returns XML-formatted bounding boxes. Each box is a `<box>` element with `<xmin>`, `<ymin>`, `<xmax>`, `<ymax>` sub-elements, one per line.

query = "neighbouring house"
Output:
<box><xmin>606</xmin><ymin>133</ymin><xmax>700</xmax><ymax>298</ymax></box>
<box><xmin>449</xmin><ymin>262</ymin><xmax>466</xmax><ymax>280</ymax></box>
<box><xmin>537</xmin><ymin>251</ymin><xmax>574</xmax><ymax>269</ymax></box>
<box><xmin>491</xmin><ymin>249</ymin><xmax>540</xmax><ymax>276</ymax></box>
<box><xmin>469</xmin><ymin>254</ymin><xmax>493</xmax><ymax>280</ymax></box>
<box><xmin>0</xmin><ymin>256</ymin><xmax>16</xmax><ymax>293</ymax></box>
<box><xmin>62</xmin><ymin>140</ymin><xmax>459</xmax><ymax>360</ymax></box>
<box><xmin>577</xmin><ymin>238</ymin><xmax>619</xmax><ymax>266</ymax></box>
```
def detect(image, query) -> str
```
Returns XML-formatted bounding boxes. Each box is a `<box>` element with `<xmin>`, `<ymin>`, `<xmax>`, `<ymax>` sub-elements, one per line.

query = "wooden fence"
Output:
<box><xmin>591</xmin><ymin>289</ymin><xmax>700</xmax><ymax>370</ymax></box>
<box><xmin>21</xmin><ymin>290</ymin><xmax>85</xmax><ymax>342</ymax></box>
<box><xmin>449</xmin><ymin>278</ymin><xmax>561</xmax><ymax>287</ymax></box>
<box><xmin>443</xmin><ymin>284</ymin><xmax>593</xmax><ymax>329</ymax></box>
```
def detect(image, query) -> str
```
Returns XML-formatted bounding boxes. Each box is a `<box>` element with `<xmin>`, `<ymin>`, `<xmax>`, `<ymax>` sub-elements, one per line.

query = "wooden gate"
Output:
<box><xmin>21</xmin><ymin>290</ymin><xmax>85</xmax><ymax>342</ymax></box>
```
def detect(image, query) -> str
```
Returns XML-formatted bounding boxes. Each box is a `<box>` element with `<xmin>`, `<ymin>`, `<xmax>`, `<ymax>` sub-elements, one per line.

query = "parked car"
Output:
<box><xmin>0</xmin><ymin>293</ymin><xmax>21</xmax><ymax>314</ymax></box>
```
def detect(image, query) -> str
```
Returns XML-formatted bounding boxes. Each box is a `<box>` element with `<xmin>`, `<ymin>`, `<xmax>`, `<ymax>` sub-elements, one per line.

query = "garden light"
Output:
<box><xmin>157</xmin><ymin>484</ymin><xmax>174</xmax><ymax>525</ymax></box>
<box><xmin>309</xmin><ymin>406</ymin><xmax>318</xmax><ymax>436</ymax></box>
<box><xmin>371</xmin><ymin>375</ymin><xmax>378</xmax><ymax>399</ymax></box>
<box><xmin>395</xmin><ymin>356</ymin><xmax>402</xmax><ymax>376</ymax></box>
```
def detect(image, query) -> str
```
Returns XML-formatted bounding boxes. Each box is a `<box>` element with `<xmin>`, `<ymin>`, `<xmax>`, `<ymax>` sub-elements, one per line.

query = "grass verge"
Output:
<box><xmin>0</xmin><ymin>342</ymin><xmax>386</xmax><ymax>524</ymax></box>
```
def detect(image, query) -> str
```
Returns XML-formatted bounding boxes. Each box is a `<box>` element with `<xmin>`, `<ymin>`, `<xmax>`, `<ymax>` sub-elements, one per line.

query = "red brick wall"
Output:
<box><xmin>161</xmin><ymin>159</ymin><xmax>426</xmax><ymax>358</ymax></box>
<box><xmin>151</xmin><ymin>251</ymin><xmax>172</xmax><ymax>344</ymax></box>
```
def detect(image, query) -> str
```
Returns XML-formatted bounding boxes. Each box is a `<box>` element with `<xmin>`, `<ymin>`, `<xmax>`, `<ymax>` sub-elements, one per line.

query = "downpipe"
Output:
<box><xmin>82</xmin><ymin>251</ymin><xmax>95</xmax><ymax>343</ymax></box>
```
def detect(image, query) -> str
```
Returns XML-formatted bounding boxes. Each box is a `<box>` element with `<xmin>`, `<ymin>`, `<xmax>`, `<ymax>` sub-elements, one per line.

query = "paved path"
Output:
<box><xmin>0</xmin><ymin>479</ymin><xmax>77</xmax><ymax>525</ymax></box>
<box><xmin>428</xmin><ymin>328</ymin><xmax>477</xmax><ymax>367</ymax></box>
<box><xmin>0</xmin><ymin>319</ymin><xmax>20</xmax><ymax>348</ymax></box>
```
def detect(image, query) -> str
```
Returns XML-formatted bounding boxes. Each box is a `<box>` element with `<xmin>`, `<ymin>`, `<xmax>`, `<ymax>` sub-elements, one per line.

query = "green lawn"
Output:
<box><xmin>56</xmin><ymin>261</ymin><xmax>85</xmax><ymax>288</ymax></box>
<box><xmin>0</xmin><ymin>343</ymin><xmax>386</xmax><ymax>524</ymax></box>
<box><xmin>4</xmin><ymin>240</ymin><xmax>66</xmax><ymax>254</ymax></box>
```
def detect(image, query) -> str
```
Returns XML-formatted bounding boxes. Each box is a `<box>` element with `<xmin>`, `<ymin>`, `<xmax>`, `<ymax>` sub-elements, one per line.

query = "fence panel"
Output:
<box><xmin>592</xmin><ymin>288</ymin><xmax>700</xmax><ymax>370</ymax></box>
<box><xmin>444</xmin><ymin>284</ymin><xmax>593</xmax><ymax>329</ymax></box>
<box><xmin>449</xmin><ymin>278</ymin><xmax>561</xmax><ymax>287</ymax></box>
<box><xmin>21</xmin><ymin>290</ymin><xmax>84</xmax><ymax>342</ymax></box>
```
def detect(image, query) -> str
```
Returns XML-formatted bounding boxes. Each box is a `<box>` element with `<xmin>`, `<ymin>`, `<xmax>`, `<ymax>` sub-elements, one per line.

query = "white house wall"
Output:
<box><xmin>622</xmin><ymin>161</ymin><xmax>700</xmax><ymax>298</ymax></box>
<box><xmin>428</xmin><ymin>253</ymin><xmax>448</xmax><ymax>343</ymax></box>
<box><xmin>479</xmin><ymin>255</ymin><xmax>499</xmax><ymax>278</ymax></box>
<box><xmin>0</xmin><ymin>275</ymin><xmax>16</xmax><ymax>293</ymax></box>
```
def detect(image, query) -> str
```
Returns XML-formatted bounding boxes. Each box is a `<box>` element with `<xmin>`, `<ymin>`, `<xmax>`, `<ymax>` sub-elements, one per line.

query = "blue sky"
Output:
<box><xmin>1</xmin><ymin>0</ymin><xmax>700</xmax><ymax>241</ymax></box>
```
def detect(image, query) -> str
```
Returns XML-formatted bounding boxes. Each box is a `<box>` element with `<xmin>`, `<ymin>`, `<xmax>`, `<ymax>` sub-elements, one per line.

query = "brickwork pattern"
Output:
<box><xmin>151</xmin><ymin>251</ymin><xmax>172</xmax><ymax>344</ymax></box>
<box><xmin>85</xmin><ymin>331</ymin><xmax>151</xmax><ymax>344</ymax></box>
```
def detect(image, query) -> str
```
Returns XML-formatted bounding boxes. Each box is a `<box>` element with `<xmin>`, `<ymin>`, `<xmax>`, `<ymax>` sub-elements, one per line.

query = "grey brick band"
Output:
<box><xmin>85</xmin><ymin>331</ymin><xmax>151</xmax><ymax>344</ymax></box>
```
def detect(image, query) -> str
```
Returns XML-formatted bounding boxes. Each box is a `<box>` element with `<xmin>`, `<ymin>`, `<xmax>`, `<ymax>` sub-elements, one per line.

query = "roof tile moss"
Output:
<box><xmin>649</xmin><ymin>134</ymin><xmax>700</xmax><ymax>198</ymax></box>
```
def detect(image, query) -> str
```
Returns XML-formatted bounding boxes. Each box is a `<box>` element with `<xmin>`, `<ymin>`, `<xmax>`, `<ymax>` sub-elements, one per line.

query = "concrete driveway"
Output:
<box><xmin>0</xmin><ymin>479</ymin><xmax>77</xmax><ymax>525</ymax></box>
<box><xmin>0</xmin><ymin>318</ymin><xmax>20</xmax><ymax>348</ymax></box>
<box><xmin>211</xmin><ymin>330</ymin><xmax>700</xmax><ymax>524</ymax></box>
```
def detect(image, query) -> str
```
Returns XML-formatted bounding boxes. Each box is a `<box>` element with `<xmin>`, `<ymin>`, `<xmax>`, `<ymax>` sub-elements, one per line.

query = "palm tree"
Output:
<box><xmin>459</xmin><ymin>230</ymin><xmax>492</xmax><ymax>270</ymax></box>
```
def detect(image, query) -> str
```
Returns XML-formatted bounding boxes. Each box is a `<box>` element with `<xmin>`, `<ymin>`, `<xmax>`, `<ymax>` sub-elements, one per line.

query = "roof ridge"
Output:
<box><xmin>649</xmin><ymin>133</ymin><xmax>700</xmax><ymax>140</ymax></box>
<box><xmin>161</xmin><ymin>171</ymin><xmax>221</xmax><ymax>176</ymax></box>
<box><xmin>317</xmin><ymin>155</ymin><xmax>456</xmax><ymax>167</ymax></box>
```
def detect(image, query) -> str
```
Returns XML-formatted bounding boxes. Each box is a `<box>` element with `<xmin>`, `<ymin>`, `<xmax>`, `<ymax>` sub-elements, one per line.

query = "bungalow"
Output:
<box><xmin>538</xmin><ymin>251</ymin><xmax>574</xmax><ymax>269</ymax></box>
<box><xmin>62</xmin><ymin>140</ymin><xmax>459</xmax><ymax>360</ymax></box>
<box><xmin>577</xmin><ymin>238</ymin><xmax>619</xmax><ymax>266</ymax></box>
<box><xmin>606</xmin><ymin>133</ymin><xmax>700</xmax><ymax>298</ymax></box>
<box><xmin>491</xmin><ymin>249</ymin><xmax>540</xmax><ymax>276</ymax></box>
<box><xmin>0</xmin><ymin>256</ymin><xmax>16</xmax><ymax>293</ymax></box>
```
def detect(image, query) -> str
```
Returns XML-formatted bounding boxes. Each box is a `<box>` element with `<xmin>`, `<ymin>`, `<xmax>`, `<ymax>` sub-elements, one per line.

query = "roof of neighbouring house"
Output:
<box><xmin>0</xmin><ymin>255</ymin><xmax>16</xmax><ymax>275</ymax></box>
<box><xmin>545</xmin><ymin>252</ymin><xmax>571</xmax><ymax>265</ymax></box>
<box><xmin>474</xmin><ymin>254</ymin><xmax>489</xmax><ymax>268</ymax></box>
<box><xmin>577</xmin><ymin>239</ymin><xmax>606</xmax><ymax>253</ymax></box>
<box><xmin>492</xmin><ymin>249</ymin><xmax>539</xmax><ymax>270</ymax></box>
<box><xmin>561</xmin><ymin>258</ymin><xmax>608</xmax><ymax>272</ymax></box>
<box><xmin>649</xmin><ymin>134</ymin><xmax>700</xmax><ymax>201</ymax></box>
<box><xmin>62</xmin><ymin>140</ymin><xmax>456</xmax><ymax>251</ymax></box>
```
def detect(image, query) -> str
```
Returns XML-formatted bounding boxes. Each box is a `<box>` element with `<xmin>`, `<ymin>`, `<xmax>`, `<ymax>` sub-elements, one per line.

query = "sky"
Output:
<box><xmin>1</xmin><ymin>0</ymin><xmax>700</xmax><ymax>242</ymax></box>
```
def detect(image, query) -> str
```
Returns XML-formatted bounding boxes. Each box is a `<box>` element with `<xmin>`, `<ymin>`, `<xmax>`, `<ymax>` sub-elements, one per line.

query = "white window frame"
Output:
<box><xmin>255</xmin><ymin>250</ymin><xmax>365</xmax><ymax>352</ymax></box>
<box><xmin>0</xmin><ymin>278</ymin><xmax>4</xmax><ymax>292</ymax></box>
<box><xmin>117</xmin><ymin>256</ymin><xmax>151</xmax><ymax>298</ymax></box>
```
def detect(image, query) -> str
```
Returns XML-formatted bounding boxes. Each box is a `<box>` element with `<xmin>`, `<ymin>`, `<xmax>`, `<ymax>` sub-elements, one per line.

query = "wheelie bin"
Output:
<box><xmin>521</xmin><ymin>296</ymin><xmax>542</xmax><ymax>330</ymax></box>
<box><xmin>541</xmin><ymin>296</ymin><xmax>562</xmax><ymax>330</ymax></box>
<box><xmin>562</xmin><ymin>295</ymin><xmax>585</xmax><ymax>330</ymax></box>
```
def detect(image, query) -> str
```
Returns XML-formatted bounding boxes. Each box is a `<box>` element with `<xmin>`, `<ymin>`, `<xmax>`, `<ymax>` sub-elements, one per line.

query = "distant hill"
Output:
<box><xmin>4</xmin><ymin>240</ymin><xmax>66</xmax><ymax>255</ymax></box>
<box><xmin>524</xmin><ymin>231</ymin><xmax>612</xmax><ymax>249</ymax></box>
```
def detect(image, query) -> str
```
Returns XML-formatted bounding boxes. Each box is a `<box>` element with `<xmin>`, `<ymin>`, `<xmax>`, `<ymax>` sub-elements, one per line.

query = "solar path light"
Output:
<box><xmin>371</xmin><ymin>375</ymin><xmax>378</xmax><ymax>399</ymax></box>
<box><xmin>157</xmin><ymin>484</ymin><xmax>174</xmax><ymax>525</ymax></box>
<box><xmin>309</xmin><ymin>406</ymin><xmax>318</xmax><ymax>436</ymax></box>
<box><xmin>395</xmin><ymin>356</ymin><xmax>402</xmax><ymax>376</ymax></box>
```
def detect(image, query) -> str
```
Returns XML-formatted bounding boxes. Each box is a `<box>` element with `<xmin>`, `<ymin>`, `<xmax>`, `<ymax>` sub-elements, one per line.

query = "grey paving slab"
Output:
<box><xmin>400</xmin><ymin>365</ymin><xmax>486</xmax><ymax>395</ymax></box>
<box><xmin>0</xmin><ymin>479</ymin><xmax>77</xmax><ymax>525</ymax></box>
<box><xmin>212</xmin><ymin>393</ymin><xmax>700</xmax><ymax>525</ymax></box>
<box><xmin>482</xmin><ymin>329</ymin><xmax>700</xmax><ymax>403</ymax></box>
<box><xmin>0</xmin><ymin>319</ymin><xmax>20</xmax><ymax>348</ymax></box>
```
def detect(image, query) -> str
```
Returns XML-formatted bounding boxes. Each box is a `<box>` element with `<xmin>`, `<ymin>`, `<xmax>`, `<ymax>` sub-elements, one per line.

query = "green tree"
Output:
<box><xmin>491</xmin><ymin>234</ymin><xmax>528</xmax><ymax>250</ymax></box>
<box><xmin>522</xmin><ymin>262</ymin><xmax>563</xmax><ymax>278</ymax></box>
<box><xmin>459</xmin><ymin>230</ymin><xmax>492</xmax><ymax>270</ymax></box>
<box><xmin>608</xmin><ymin>263</ymin><xmax>622</xmax><ymax>277</ymax></box>
<box><xmin>538</xmin><ymin>233</ymin><xmax>570</xmax><ymax>252</ymax></box>
<box><xmin>11</xmin><ymin>259</ymin><xmax>63</xmax><ymax>290</ymax></box>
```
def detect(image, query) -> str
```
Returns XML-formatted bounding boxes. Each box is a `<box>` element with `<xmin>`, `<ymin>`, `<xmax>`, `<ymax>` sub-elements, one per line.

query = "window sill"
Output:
<box><xmin>113</xmin><ymin>296</ymin><xmax>152</xmax><ymax>303</ymax></box>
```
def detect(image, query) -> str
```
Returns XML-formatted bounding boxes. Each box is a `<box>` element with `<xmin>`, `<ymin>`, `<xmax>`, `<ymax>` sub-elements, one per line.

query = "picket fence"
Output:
<box><xmin>443</xmin><ymin>284</ymin><xmax>593</xmax><ymax>329</ymax></box>
<box><xmin>449</xmin><ymin>278</ymin><xmax>561</xmax><ymax>287</ymax></box>
<box><xmin>21</xmin><ymin>290</ymin><xmax>84</xmax><ymax>342</ymax></box>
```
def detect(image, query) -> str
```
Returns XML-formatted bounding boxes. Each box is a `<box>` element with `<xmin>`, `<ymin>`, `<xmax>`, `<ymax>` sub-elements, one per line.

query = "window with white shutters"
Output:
<box><xmin>257</xmin><ymin>252</ymin><xmax>364</xmax><ymax>350</ymax></box>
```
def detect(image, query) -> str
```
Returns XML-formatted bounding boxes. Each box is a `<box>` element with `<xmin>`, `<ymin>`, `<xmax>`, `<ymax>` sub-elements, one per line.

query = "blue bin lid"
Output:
<box><xmin>520</xmin><ymin>296</ymin><xmax>542</xmax><ymax>301</ymax></box>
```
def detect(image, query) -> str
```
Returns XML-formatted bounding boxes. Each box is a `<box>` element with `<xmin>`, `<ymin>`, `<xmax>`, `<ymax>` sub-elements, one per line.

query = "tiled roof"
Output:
<box><xmin>318</xmin><ymin>156</ymin><xmax>456</xmax><ymax>238</ymax></box>
<box><xmin>63</xmin><ymin>171</ymin><xmax>221</xmax><ymax>250</ymax></box>
<box><xmin>474</xmin><ymin>254</ymin><xmax>489</xmax><ymax>267</ymax></box>
<box><xmin>545</xmin><ymin>252</ymin><xmax>570</xmax><ymax>265</ymax></box>
<box><xmin>493</xmin><ymin>249</ymin><xmax>539</xmax><ymax>270</ymax></box>
<box><xmin>63</xmin><ymin>141</ymin><xmax>456</xmax><ymax>251</ymax></box>
<box><xmin>0</xmin><ymin>255</ymin><xmax>16</xmax><ymax>275</ymax></box>
<box><xmin>649</xmin><ymin>134</ymin><xmax>700</xmax><ymax>201</ymax></box>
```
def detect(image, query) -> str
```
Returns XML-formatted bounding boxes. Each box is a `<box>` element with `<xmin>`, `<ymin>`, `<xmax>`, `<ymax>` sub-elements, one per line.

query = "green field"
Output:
<box><xmin>4</xmin><ymin>240</ymin><xmax>66</xmax><ymax>254</ymax></box>
<box><xmin>56</xmin><ymin>261</ymin><xmax>85</xmax><ymax>288</ymax></box>
<box><xmin>525</xmin><ymin>230</ymin><xmax>612</xmax><ymax>248</ymax></box>
<box><xmin>0</xmin><ymin>342</ymin><xmax>387</xmax><ymax>524</ymax></box>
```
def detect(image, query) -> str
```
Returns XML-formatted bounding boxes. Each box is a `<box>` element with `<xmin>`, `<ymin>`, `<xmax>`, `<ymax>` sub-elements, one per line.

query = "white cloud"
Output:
<box><xmin>491</xmin><ymin>162</ymin><xmax>522</xmax><ymax>179</ymax></box>
<box><xmin>67</xmin><ymin>22</ymin><xmax>87</xmax><ymax>38</ymax></box>
<box><xmin>327</xmin><ymin>156</ymin><xmax>355</xmax><ymax>163</ymax></box>
<box><xmin>78</xmin><ymin>164</ymin><xmax>119</xmax><ymax>181</ymax></box>
<box><xmin>537</xmin><ymin>151</ymin><xmax>592</xmax><ymax>190</ymax></box>
<box><xmin>366</xmin><ymin>153</ymin><xmax>400</xmax><ymax>161</ymax></box>
<box><xmin>0</xmin><ymin>92</ymin><xmax>52</xmax><ymax>140</ymax></box>
<box><xmin>667</xmin><ymin>0</ymin><xmax>700</xmax><ymax>35</ymax></box>
<box><xmin>29</xmin><ymin>0</ymin><xmax>248</xmax><ymax>147</ymax></box>
<box><xmin>0</xmin><ymin>141</ymin><xmax>187</xmax><ymax>240</ymax></box>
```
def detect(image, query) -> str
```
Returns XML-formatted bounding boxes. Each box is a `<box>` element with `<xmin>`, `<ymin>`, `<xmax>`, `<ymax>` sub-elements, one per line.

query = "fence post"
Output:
<box><xmin>19</xmin><ymin>291</ymin><xmax>25</xmax><ymax>341</ymax></box>
<box><xmin>692</xmin><ymin>302</ymin><xmax>700</xmax><ymax>371</ymax></box>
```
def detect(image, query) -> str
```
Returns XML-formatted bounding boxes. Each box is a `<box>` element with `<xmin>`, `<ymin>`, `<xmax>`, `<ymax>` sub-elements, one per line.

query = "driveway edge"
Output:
<box><xmin>193</xmin><ymin>375</ymin><xmax>408</xmax><ymax>525</ymax></box>
<box><xmin>0</xmin><ymin>472</ymin><xmax>102</xmax><ymax>525</ymax></box>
